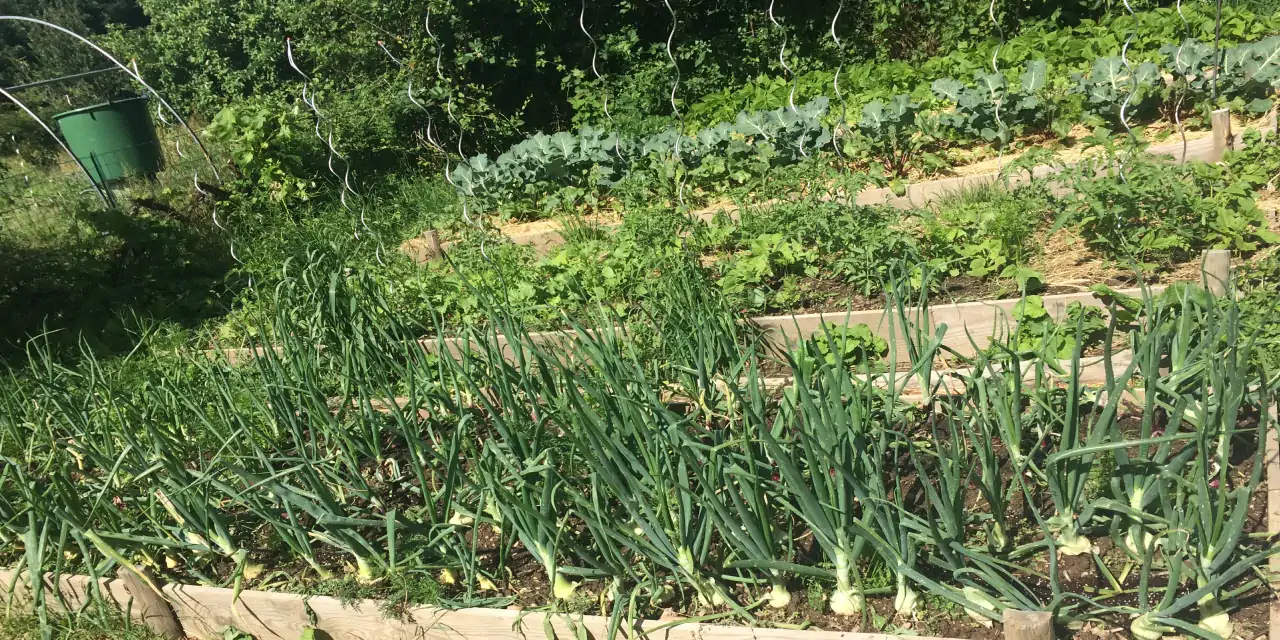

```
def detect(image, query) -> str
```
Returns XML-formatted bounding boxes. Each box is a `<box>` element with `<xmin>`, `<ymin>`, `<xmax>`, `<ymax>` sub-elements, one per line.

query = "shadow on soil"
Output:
<box><xmin>0</xmin><ymin>202</ymin><xmax>240</xmax><ymax>363</ymax></box>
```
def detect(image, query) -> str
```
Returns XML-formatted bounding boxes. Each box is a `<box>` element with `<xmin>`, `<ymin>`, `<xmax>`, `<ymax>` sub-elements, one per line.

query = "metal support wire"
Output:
<box><xmin>0</xmin><ymin>15</ymin><xmax>221</xmax><ymax>183</ymax></box>
<box><xmin>423</xmin><ymin>7</ymin><xmax>492</xmax><ymax>266</ymax></box>
<box><xmin>287</xmin><ymin>37</ymin><xmax>385</xmax><ymax>266</ymax></box>
<box><xmin>1118</xmin><ymin>0</ymin><xmax>1138</xmax><ymax>184</ymax></box>
<box><xmin>829</xmin><ymin>0</ymin><xmax>848</xmax><ymax>164</ymax></box>
<box><xmin>580</xmin><ymin>0</ymin><xmax>625</xmax><ymax>169</ymax></box>
<box><xmin>2</xmin><ymin>65</ymin><xmax>119</xmax><ymax>92</ymax></box>
<box><xmin>1212</xmin><ymin>0</ymin><xmax>1222</xmax><ymax>101</ymax></box>
<box><xmin>662</xmin><ymin>0</ymin><xmax>688</xmax><ymax>212</ymax></box>
<box><xmin>1173</xmin><ymin>0</ymin><xmax>1189</xmax><ymax>163</ymax></box>
<box><xmin>769</xmin><ymin>0</ymin><xmax>807</xmax><ymax>158</ymax></box>
<box><xmin>0</xmin><ymin>86</ymin><xmax>108</xmax><ymax>206</ymax></box>
<box><xmin>988</xmin><ymin>0</ymin><xmax>1006</xmax><ymax>171</ymax></box>
<box><xmin>195</xmin><ymin>171</ymin><xmax>246</xmax><ymax>286</ymax></box>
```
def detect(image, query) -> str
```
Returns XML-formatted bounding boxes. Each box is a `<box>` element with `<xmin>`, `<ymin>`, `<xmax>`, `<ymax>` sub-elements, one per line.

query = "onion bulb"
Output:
<box><xmin>961</xmin><ymin>586</ymin><xmax>1001</xmax><ymax>627</ymax></box>
<box><xmin>1197</xmin><ymin>594</ymin><xmax>1232</xmax><ymax>639</ymax></box>
<box><xmin>830</xmin><ymin>588</ymin><xmax>864</xmax><ymax>615</ymax></box>
<box><xmin>766</xmin><ymin>583</ymin><xmax>792</xmax><ymax>609</ymax></box>
<box><xmin>553</xmin><ymin>572</ymin><xmax>581</xmax><ymax>600</ymax></box>
<box><xmin>893</xmin><ymin>576</ymin><xmax>918</xmax><ymax>616</ymax></box>
<box><xmin>1130</xmin><ymin>612</ymin><xmax>1169</xmax><ymax>640</ymax></box>
<box><xmin>1056</xmin><ymin>528</ymin><xmax>1092</xmax><ymax>556</ymax></box>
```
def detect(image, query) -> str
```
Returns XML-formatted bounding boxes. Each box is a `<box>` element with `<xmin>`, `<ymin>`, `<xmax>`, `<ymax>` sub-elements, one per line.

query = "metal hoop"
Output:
<box><xmin>0</xmin><ymin>85</ymin><xmax>109</xmax><ymax>205</ymax></box>
<box><xmin>0</xmin><ymin>15</ymin><xmax>221</xmax><ymax>183</ymax></box>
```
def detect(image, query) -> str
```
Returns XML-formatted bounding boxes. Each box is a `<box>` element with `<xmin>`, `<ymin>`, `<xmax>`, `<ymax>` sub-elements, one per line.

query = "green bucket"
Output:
<box><xmin>53</xmin><ymin>96</ymin><xmax>163</xmax><ymax>185</ymax></box>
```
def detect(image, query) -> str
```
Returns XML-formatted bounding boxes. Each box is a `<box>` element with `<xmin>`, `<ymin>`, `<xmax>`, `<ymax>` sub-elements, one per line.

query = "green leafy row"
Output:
<box><xmin>451</xmin><ymin>98</ymin><xmax>830</xmax><ymax>216</ymax></box>
<box><xmin>455</xmin><ymin>35</ymin><xmax>1279</xmax><ymax>214</ymax></box>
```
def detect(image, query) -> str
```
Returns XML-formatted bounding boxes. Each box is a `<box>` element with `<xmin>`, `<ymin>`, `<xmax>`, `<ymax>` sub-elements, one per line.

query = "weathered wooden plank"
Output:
<box><xmin>212</xmin><ymin>287</ymin><xmax>1158</xmax><ymax>366</ymax></box>
<box><xmin>0</xmin><ymin>570</ymin><xmax>967</xmax><ymax>640</ymax></box>
<box><xmin>117</xmin><ymin>567</ymin><xmax>184</xmax><ymax>639</ymax></box>
<box><xmin>1003</xmin><ymin>610</ymin><xmax>1054</xmax><ymax>640</ymax></box>
<box><xmin>1267</xmin><ymin>403</ymin><xmax>1280</xmax><ymax>640</ymax></box>
<box><xmin>927</xmin><ymin>287</ymin><xmax>1162</xmax><ymax>354</ymax></box>
<box><xmin>1201</xmin><ymin>249</ymin><xmax>1232</xmax><ymax>296</ymax></box>
<box><xmin>752</xmin><ymin>306</ymin><xmax>924</xmax><ymax>358</ymax></box>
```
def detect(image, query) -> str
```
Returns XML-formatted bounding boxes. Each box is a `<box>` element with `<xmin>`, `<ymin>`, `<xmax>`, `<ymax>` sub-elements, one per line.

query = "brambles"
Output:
<box><xmin>205</xmin><ymin>101</ymin><xmax>319</xmax><ymax>205</ymax></box>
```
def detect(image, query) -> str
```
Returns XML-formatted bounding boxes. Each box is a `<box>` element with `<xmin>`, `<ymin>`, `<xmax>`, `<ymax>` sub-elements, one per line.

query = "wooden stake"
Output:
<box><xmin>116</xmin><ymin>567</ymin><xmax>183</xmax><ymax>639</ymax></box>
<box><xmin>1004</xmin><ymin>610</ymin><xmax>1054</xmax><ymax>640</ymax></box>
<box><xmin>425</xmin><ymin>229</ymin><xmax>443</xmax><ymax>260</ymax></box>
<box><xmin>1267</xmin><ymin>402</ymin><xmax>1279</xmax><ymax>640</ymax></box>
<box><xmin>1211</xmin><ymin>108</ymin><xmax>1232</xmax><ymax>161</ymax></box>
<box><xmin>1201</xmin><ymin>249</ymin><xmax>1231</xmax><ymax>297</ymax></box>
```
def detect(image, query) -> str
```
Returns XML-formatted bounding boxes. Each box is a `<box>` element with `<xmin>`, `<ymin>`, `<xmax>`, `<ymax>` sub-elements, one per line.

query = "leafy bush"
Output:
<box><xmin>848</xmin><ymin>95</ymin><xmax>942</xmax><ymax>178</ymax></box>
<box><xmin>1072</xmin><ymin>57</ymin><xmax>1162</xmax><ymax>123</ymax></box>
<box><xmin>916</xmin><ymin>187</ymin><xmax>1042</xmax><ymax>280</ymax></box>
<box><xmin>717</xmin><ymin>233</ymin><xmax>818</xmax><ymax>309</ymax></box>
<box><xmin>1008</xmin><ymin>296</ymin><xmax>1107</xmax><ymax>358</ymax></box>
<box><xmin>1220</xmin><ymin>36</ymin><xmax>1280</xmax><ymax>112</ymax></box>
<box><xmin>795</xmin><ymin>322</ymin><xmax>889</xmax><ymax>372</ymax></box>
<box><xmin>932</xmin><ymin>60</ymin><xmax>1054</xmax><ymax>143</ymax></box>
<box><xmin>1226</xmin><ymin>130</ymin><xmax>1280</xmax><ymax>186</ymax></box>
<box><xmin>205</xmin><ymin>101</ymin><xmax>321</xmax><ymax>204</ymax></box>
<box><xmin>1237</xmin><ymin>252</ymin><xmax>1280</xmax><ymax>372</ymax></box>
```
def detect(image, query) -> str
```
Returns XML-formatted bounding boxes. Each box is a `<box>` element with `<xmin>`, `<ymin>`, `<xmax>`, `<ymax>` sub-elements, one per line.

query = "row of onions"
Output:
<box><xmin>0</xmin><ymin>259</ymin><xmax>1275</xmax><ymax>639</ymax></box>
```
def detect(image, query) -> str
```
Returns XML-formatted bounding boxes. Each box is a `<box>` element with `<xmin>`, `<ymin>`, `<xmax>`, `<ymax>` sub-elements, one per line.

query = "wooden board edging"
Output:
<box><xmin>210</xmin><ymin>286</ymin><xmax>1164</xmax><ymax>366</ymax></box>
<box><xmin>0</xmin><ymin>569</ymin><xmax>968</xmax><ymax>640</ymax></box>
<box><xmin>337</xmin><ymin>351</ymin><xmax>1139</xmax><ymax>419</ymax></box>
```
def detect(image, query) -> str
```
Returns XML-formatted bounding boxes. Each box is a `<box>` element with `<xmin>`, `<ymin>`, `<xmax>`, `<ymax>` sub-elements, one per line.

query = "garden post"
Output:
<box><xmin>1004</xmin><ymin>610</ymin><xmax>1054</xmax><ymax>640</ymax></box>
<box><xmin>426</xmin><ymin>229</ymin><xmax>443</xmax><ymax>260</ymax></box>
<box><xmin>1201</xmin><ymin>249</ymin><xmax>1231</xmax><ymax>297</ymax></box>
<box><xmin>117</xmin><ymin>566</ymin><xmax>184</xmax><ymax>639</ymax></box>
<box><xmin>1211</xmin><ymin>109</ymin><xmax>1232</xmax><ymax>161</ymax></box>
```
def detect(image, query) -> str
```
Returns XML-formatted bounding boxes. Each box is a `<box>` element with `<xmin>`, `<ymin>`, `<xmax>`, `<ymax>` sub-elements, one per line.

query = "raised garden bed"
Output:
<box><xmin>210</xmin><ymin>282</ymin><xmax>1177</xmax><ymax>366</ymax></box>
<box><xmin>6</xmin><ymin>267</ymin><xmax>1278</xmax><ymax>640</ymax></box>
<box><xmin>403</xmin><ymin>112</ymin><xmax>1242</xmax><ymax>264</ymax></box>
<box><xmin>2</xmin><ymin>399</ymin><xmax>1276</xmax><ymax>640</ymax></box>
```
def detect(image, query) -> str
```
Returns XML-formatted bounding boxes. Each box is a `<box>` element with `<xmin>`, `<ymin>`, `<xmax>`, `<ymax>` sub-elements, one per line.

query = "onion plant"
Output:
<box><xmin>680</xmin><ymin>364</ymin><xmax>796</xmax><ymax>608</ymax></box>
<box><xmin>2</xmin><ymin>254</ymin><xmax>1276</xmax><ymax>639</ymax></box>
<box><xmin>763</xmin><ymin>342</ymin><xmax>878</xmax><ymax>615</ymax></box>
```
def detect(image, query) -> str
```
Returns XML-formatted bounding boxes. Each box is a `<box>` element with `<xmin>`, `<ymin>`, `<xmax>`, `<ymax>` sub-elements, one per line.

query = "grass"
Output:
<box><xmin>0</xmin><ymin>612</ymin><xmax>168</xmax><ymax>640</ymax></box>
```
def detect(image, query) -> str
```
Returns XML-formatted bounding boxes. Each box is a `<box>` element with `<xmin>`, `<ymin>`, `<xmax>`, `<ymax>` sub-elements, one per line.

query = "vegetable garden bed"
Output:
<box><xmin>354</xmin><ymin>118</ymin><xmax>1280</xmax><ymax>364</ymax></box>
<box><xmin>1</xmin><ymin>383</ymin><xmax>1276</xmax><ymax>640</ymax></box>
<box><xmin>7</xmin><ymin>270</ymin><xmax>1277</xmax><ymax>640</ymax></box>
<box><xmin>7</xmin><ymin>8</ymin><xmax>1280</xmax><ymax>640</ymax></box>
<box><xmin>403</xmin><ymin>110</ymin><xmax>1244</xmax><ymax>264</ymax></box>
